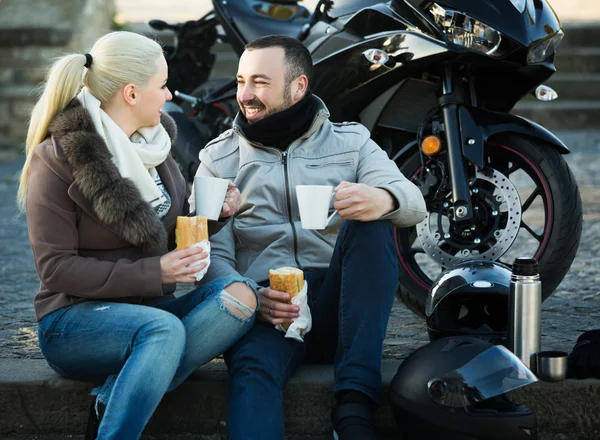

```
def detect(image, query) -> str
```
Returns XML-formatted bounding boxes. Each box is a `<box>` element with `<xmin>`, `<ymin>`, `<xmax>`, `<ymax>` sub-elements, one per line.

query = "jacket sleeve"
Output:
<box><xmin>357</xmin><ymin>138</ymin><xmax>427</xmax><ymax>228</ymax></box>
<box><xmin>193</xmin><ymin>155</ymin><xmax>243</xmax><ymax>282</ymax></box>
<box><xmin>204</xmin><ymin>219</ymin><xmax>243</xmax><ymax>282</ymax></box>
<box><xmin>26</xmin><ymin>151</ymin><xmax>164</xmax><ymax>299</ymax></box>
<box><xmin>208</xmin><ymin>219</ymin><xmax>228</xmax><ymax>237</ymax></box>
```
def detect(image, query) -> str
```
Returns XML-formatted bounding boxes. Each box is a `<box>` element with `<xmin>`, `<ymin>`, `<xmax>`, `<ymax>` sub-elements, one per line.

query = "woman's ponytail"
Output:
<box><xmin>17</xmin><ymin>53</ymin><xmax>88</xmax><ymax>213</ymax></box>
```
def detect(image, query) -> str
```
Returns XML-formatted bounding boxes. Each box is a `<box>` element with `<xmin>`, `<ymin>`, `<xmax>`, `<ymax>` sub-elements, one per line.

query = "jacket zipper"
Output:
<box><xmin>282</xmin><ymin>150</ymin><xmax>301</xmax><ymax>269</ymax></box>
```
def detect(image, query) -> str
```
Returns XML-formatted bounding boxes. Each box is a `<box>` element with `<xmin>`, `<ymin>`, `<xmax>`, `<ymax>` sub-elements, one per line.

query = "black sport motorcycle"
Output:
<box><xmin>151</xmin><ymin>0</ymin><xmax>583</xmax><ymax>317</ymax></box>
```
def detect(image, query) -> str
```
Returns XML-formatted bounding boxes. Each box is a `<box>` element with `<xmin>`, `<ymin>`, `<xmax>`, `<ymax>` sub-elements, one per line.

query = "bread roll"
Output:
<box><xmin>269</xmin><ymin>267</ymin><xmax>304</xmax><ymax>300</ymax></box>
<box><xmin>269</xmin><ymin>267</ymin><xmax>305</xmax><ymax>331</ymax></box>
<box><xmin>175</xmin><ymin>216</ymin><xmax>209</xmax><ymax>250</ymax></box>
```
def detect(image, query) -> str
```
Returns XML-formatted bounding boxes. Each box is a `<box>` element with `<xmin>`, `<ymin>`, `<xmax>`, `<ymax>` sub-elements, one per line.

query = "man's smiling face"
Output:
<box><xmin>236</xmin><ymin>46</ymin><xmax>295</xmax><ymax>123</ymax></box>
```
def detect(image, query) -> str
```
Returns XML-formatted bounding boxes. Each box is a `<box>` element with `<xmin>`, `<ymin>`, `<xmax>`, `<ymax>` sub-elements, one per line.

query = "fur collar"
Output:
<box><xmin>47</xmin><ymin>98</ymin><xmax>178</xmax><ymax>250</ymax></box>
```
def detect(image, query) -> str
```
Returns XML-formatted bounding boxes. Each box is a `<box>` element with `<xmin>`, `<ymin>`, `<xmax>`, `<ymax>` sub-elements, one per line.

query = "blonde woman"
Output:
<box><xmin>18</xmin><ymin>31</ymin><xmax>258</xmax><ymax>440</ymax></box>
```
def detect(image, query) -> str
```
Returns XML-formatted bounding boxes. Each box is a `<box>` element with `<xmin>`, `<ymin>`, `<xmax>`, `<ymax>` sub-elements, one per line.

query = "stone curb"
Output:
<box><xmin>1</xmin><ymin>359</ymin><xmax>600</xmax><ymax>439</ymax></box>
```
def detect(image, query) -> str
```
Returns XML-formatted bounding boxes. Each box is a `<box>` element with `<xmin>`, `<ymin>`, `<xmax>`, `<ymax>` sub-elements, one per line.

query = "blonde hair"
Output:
<box><xmin>17</xmin><ymin>31</ymin><xmax>164</xmax><ymax>213</ymax></box>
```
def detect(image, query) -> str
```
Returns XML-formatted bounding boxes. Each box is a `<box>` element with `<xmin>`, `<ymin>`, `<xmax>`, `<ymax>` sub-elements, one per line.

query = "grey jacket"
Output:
<box><xmin>192</xmin><ymin>98</ymin><xmax>426</xmax><ymax>284</ymax></box>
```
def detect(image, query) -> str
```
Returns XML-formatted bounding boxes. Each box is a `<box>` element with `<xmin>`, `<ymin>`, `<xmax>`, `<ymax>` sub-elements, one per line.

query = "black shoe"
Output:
<box><xmin>85</xmin><ymin>400</ymin><xmax>106</xmax><ymax>440</ymax></box>
<box><xmin>331</xmin><ymin>399</ymin><xmax>379</xmax><ymax>440</ymax></box>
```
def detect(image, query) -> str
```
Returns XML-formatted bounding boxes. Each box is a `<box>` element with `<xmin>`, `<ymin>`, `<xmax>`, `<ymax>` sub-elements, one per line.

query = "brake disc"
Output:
<box><xmin>416</xmin><ymin>167</ymin><xmax>522</xmax><ymax>268</ymax></box>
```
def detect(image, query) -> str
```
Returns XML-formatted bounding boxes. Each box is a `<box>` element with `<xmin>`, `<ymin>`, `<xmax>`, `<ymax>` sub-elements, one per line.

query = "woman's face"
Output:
<box><xmin>135</xmin><ymin>56</ymin><xmax>172</xmax><ymax>128</ymax></box>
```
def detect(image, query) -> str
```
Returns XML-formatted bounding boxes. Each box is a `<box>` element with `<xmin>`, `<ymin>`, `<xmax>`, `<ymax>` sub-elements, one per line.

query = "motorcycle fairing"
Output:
<box><xmin>321</xmin><ymin>0</ymin><xmax>387</xmax><ymax>19</ymax></box>
<box><xmin>465</xmin><ymin>106</ymin><xmax>569</xmax><ymax>154</ymax></box>
<box><xmin>361</xmin><ymin>80</ymin><xmax>569</xmax><ymax>166</ymax></box>
<box><xmin>401</xmin><ymin>0</ymin><xmax>562</xmax><ymax>47</ymax></box>
<box><xmin>212</xmin><ymin>0</ymin><xmax>311</xmax><ymax>55</ymax></box>
<box><xmin>310</xmin><ymin>31</ymin><xmax>447</xmax><ymax>120</ymax></box>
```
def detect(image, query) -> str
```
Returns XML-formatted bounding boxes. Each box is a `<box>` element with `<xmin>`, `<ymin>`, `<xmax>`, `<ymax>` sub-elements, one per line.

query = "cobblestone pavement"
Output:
<box><xmin>2</xmin><ymin>131</ymin><xmax>600</xmax><ymax>360</ymax></box>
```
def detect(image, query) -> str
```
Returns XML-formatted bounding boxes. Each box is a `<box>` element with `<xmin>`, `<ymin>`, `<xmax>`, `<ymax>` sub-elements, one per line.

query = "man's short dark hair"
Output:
<box><xmin>245</xmin><ymin>35</ymin><xmax>313</xmax><ymax>86</ymax></box>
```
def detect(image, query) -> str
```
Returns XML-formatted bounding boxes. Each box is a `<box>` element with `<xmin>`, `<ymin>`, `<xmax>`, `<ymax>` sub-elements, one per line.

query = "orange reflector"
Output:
<box><xmin>421</xmin><ymin>135</ymin><xmax>442</xmax><ymax>155</ymax></box>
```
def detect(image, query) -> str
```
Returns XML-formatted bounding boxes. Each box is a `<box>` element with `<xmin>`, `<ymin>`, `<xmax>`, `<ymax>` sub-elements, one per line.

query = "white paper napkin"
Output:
<box><xmin>275</xmin><ymin>282</ymin><xmax>312</xmax><ymax>342</ymax></box>
<box><xmin>189</xmin><ymin>240</ymin><xmax>211</xmax><ymax>282</ymax></box>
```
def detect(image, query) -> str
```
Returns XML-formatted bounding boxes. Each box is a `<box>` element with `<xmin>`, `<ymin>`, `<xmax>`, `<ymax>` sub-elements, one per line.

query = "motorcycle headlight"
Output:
<box><xmin>428</xmin><ymin>3</ymin><xmax>503</xmax><ymax>56</ymax></box>
<box><xmin>527</xmin><ymin>31</ymin><xmax>564</xmax><ymax>64</ymax></box>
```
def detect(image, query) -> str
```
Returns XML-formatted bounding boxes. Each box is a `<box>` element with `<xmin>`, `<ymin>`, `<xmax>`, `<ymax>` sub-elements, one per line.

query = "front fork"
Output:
<box><xmin>439</xmin><ymin>65</ymin><xmax>479</xmax><ymax>223</ymax></box>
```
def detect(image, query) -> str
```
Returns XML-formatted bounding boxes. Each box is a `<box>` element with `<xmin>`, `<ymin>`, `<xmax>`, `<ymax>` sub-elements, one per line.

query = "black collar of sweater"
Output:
<box><xmin>236</xmin><ymin>90</ymin><xmax>320</xmax><ymax>150</ymax></box>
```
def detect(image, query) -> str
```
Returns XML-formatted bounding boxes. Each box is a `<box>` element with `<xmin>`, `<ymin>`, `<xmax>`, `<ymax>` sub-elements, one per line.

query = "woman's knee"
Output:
<box><xmin>137</xmin><ymin>311</ymin><xmax>186</xmax><ymax>353</ymax></box>
<box><xmin>222</xmin><ymin>282</ymin><xmax>257</xmax><ymax>319</ymax></box>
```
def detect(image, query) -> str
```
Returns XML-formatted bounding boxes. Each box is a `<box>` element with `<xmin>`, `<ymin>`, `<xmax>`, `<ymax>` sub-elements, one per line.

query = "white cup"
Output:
<box><xmin>194</xmin><ymin>176</ymin><xmax>229</xmax><ymax>220</ymax></box>
<box><xmin>296</xmin><ymin>185</ymin><xmax>335</xmax><ymax>230</ymax></box>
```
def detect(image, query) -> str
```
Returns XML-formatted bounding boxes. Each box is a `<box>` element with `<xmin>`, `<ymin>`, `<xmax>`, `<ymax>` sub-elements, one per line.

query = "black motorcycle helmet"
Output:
<box><xmin>389</xmin><ymin>336</ymin><xmax>538</xmax><ymax>440</ymax></box>
<box><xmin>426</xmin><ymin>260</ymin><xmax>512</xmax><ymax>345</ymax></box>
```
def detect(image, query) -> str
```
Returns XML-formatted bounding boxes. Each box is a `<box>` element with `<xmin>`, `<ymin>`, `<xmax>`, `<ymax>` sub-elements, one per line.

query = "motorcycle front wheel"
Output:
<box><xmin>395</xmin><ymin>134</ymin><xmax>583</xmax><ymax>318</ymax></box>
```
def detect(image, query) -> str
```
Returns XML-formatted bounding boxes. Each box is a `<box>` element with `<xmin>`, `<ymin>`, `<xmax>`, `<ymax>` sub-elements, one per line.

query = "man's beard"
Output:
<box><xmin>241</xmin><ymin>84</ymin><xmax>294</xmax><ymax>124</ymax></box>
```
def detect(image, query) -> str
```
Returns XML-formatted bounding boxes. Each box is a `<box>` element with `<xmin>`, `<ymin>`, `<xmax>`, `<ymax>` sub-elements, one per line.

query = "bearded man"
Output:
<box><xmin>190</xmin><ymin>34</ymin><xmax>426</xmax><ymax>440</ymax></box>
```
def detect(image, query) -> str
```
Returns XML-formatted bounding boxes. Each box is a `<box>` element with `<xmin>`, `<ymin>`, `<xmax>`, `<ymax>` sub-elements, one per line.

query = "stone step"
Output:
<box><xmin>542</xmin><ymin>73</ymin><xmax>600</xmax><ymax>101</ymax></box>
<box><xmin>209</xmin><ymin>48</ymin><xmax>238</xmax><ymax>79</ymax></box>
<box><xmin>555</xmin><ymin>47</ymin><xmax>600</xmax><ymax>73</ymax></box>
<box><xmin>1</xmin><ymin>359</ymin><xmax>600</xmax><ymax>439</ymax></box>
<box><xmin>512</xmin><ymin>100</ymin><xmax>600</xmax><ymax>131</ymax></box>
<box><xmin>548</xmin><ymin>129</ymin><xmax>600</xmax><ymax>153</ymax></box>
<box><xmin>0</xmin><ymin>435</ymin><xmax>576</xmax><ymax>440</ymax></box>
<box><xmin>561</xmin><ymin>23</ymin><xmax>600</xmax><ymax>48</ymax></box>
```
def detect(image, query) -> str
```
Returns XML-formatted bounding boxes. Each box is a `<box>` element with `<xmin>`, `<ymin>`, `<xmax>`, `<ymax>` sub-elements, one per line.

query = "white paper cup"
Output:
<box><xmin>296</xmin><ymin>185</ymin><xmax>334</xmax><ymax>230</ymax></box>
<box><xmin>194</xmin><ymin>176</ymin><xmax>229</xmax><ymax>220</ymax></box>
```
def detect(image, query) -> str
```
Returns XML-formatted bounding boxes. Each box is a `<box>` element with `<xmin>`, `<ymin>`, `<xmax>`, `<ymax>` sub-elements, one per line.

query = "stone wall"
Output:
<box><xmin>0</xmin><ymin>0</ymin><xmax>116</xmax><ymax>153</ymax></box>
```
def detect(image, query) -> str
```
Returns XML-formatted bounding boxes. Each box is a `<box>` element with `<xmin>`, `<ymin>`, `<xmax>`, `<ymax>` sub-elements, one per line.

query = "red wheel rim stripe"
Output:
<box><xmin>396</xmin><ymin>142</ymin><xmax>554</xmax><ymax>290</ymax></box>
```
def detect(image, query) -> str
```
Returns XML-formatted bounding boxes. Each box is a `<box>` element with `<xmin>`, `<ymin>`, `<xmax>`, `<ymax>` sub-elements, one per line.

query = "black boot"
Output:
<box><xmin>332</xmin><ymin>390</ymin><xmax>379</xmax><ymax>440</ymax></box>
<box><xmin>85</xmin><ymin>399</ymin><xmax>106</xmax><ymax>440</ymax></box>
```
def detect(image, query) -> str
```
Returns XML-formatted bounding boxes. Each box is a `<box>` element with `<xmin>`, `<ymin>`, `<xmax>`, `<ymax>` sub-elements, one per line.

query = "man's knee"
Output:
<box><xmin>227</xmin><ymin>347</ymin><xmax>282</xmax><ymax>387</ymax></box>
<box><xmin>342</xmin><ymin>219</ymin><xmax>394</xmax><ymax>242</ymax></box>
<box><xmin>222</xmin><ymin>282</ymin><xmax>258</xmax><ymax>319</ymax></box>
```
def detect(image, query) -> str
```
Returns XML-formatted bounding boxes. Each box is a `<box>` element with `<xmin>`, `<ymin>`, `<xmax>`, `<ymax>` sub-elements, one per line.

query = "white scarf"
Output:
<box><xmin>77</xmin><ymin>87</ymin><xmax>171</xmax><ymax>210</ymax></box>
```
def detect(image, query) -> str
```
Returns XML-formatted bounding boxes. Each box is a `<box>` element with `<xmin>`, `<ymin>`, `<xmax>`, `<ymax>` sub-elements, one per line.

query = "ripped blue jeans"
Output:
<box><xmin>37</xmin><ymin>276</ymin><xmax>258</xmax><ymax>440</ymax></box>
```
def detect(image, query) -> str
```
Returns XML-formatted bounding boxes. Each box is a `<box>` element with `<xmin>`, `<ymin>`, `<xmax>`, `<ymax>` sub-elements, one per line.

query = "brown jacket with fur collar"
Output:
<box><xmin>26</xmin><ymin>99</ymin><xmax>216</xmax><ymax>321</ymax></box>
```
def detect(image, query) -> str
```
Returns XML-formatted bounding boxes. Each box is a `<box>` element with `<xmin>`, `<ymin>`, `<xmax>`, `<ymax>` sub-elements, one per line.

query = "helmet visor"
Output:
<box><xmin>427</xmin><ymin>345</ymin><xmax>537</xmax><ymax>408</ymax></box>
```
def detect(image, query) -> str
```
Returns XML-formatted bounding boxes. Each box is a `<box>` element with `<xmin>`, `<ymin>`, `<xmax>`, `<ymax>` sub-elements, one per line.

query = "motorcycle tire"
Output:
<box><xmin>395</xmin><ymin>134</ymin><xmax>583</xmax><ymax>318</ymax></box>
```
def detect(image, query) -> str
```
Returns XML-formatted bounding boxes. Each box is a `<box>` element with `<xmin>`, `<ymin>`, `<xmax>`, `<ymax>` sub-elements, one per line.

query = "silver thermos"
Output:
<box><xmin>508</xmin><ymin>257</ymin><xmax>542</xmax><ymax>374</ymax></box>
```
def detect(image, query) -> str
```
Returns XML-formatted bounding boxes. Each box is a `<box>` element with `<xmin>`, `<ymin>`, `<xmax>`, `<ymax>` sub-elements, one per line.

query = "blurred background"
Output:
<box><xmin>0</xmin><ymin>0</ymin><xmax>599</xmax><ymax>160</ymax></box>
